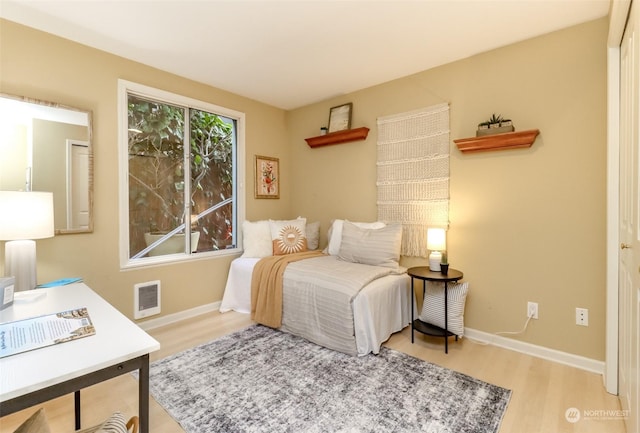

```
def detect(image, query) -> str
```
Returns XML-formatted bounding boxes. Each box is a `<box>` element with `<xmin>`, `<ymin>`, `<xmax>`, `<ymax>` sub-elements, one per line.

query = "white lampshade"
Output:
<box><xmin>427</xmin><ymin>228</ymin><xmax>446</xmax><ymax>251</ymax></box>
<box><xmin>0</xmin><ymin>191</ymin><xmax>54</xmax><ymax>291</ymax></box>
<box><xmin>427</xmin><ymin>228</ymin><xmax>446</xmax><ymax>272</ymax></box>
<box><xmin>0</xmin><ymin>191</ymin><xmax>55</xmax><ymax>240</ymax></box>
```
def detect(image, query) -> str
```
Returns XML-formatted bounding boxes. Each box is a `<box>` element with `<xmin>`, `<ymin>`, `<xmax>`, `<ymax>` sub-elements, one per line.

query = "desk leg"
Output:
<box><xmin>444</xmin><ymin>282</ymin><xmax>449</xmax><ymax>354</ymax></box>
<box><xmin>410</xmin><ymin>278</ymin><xmax>415</xmax><ymax>343</ymax></box>
<box><xmin>74</xmin><ymin>390</ymin><xmax>81</xmax><ymax>430</ymax></box>
<box><xmin>139</xmin><ymin>354</ymin><xmax>150</xmax><ymax>433</ymax></box>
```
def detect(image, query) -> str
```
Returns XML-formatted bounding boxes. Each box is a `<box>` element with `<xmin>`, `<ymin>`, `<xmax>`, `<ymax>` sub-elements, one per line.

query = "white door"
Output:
<box><xmin>619</xmin><ymin>2</ymin><xmax>640</xmax><ymax>432</ymax></box>
<box><xmin>67</xmin><ymin>140</ymin><xmax>90</xmax><ymax>230</ymax></box>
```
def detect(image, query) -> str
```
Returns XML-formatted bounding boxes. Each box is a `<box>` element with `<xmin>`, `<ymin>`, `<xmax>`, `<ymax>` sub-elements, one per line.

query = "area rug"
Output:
<box><xmin>147</xmin><ymin>325</ymin><xmax>511</xmax><ymax>433</ymax></box>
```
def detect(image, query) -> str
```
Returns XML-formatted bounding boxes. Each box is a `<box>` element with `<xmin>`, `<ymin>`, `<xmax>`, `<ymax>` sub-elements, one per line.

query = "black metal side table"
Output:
<box><xmin>408</xmin><ymin>266</ymin><xmax>463</xmax><ymax>354</ymax></box>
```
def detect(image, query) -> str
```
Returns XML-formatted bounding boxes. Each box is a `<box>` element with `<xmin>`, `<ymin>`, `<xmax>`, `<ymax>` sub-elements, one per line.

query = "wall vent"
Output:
<box><xmin>134</xmin><ymin>280</ymin><xmax>161</xmax><ymax>319</ymax></box>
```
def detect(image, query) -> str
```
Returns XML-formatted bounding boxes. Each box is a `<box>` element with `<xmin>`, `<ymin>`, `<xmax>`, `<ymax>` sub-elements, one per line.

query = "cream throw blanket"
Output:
<box><xmin>251</xmin><ymin>250</ymin><xmax>325</xmax><ymax>328</ymax></box>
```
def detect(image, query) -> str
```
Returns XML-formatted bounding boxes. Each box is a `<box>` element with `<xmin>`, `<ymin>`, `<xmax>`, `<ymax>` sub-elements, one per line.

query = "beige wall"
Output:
<box><xmin>1</xmin><ymin>17</ymin><xmax>608</xmax><ymax>361</ymax></box>
<box><xmin>287</xmin><ymin>18</ymin><xmax>608</xmax><ymax>360</ymax></box>
<box><xmin>0</xmin><ymin>20</ymin><xmax>292</xmax><ymax>318</ymax></box>
<box><xmin>0</xmin><ymin>123</ymin><xmax>27</xmax><ymax>190</ymax></box>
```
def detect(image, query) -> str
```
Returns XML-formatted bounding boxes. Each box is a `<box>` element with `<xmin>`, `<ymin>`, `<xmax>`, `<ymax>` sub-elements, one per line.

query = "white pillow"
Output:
<box><xmin>338</xmin><ymin>221</ymin><xmax>402</xmax><ymax>269</ymax></box>
<box><xmin>270</xmin><ymin>218</ymin><xmax>307</xmax><ymax>255</ymax></box>
<box><xmin>325</xmin><ymin>219</ymin><xmax>386</xmax><ymax>255</ymax></box>
<box><xmin>305</xmin><ymin>221</ymin><xmax>321</xmax><ymax>250</ymax></box>
<box><xmin>240</xmin><ymin>220</ymin><xmax>272</xmax><ymax>258</ymax></box>
<box><xmin>419</xmin><ymin>281</ymin><xmax>469</xmax><ymax>337</ymax></box>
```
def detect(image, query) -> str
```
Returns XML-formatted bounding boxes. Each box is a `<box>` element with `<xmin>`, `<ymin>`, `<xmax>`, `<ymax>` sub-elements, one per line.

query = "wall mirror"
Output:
<box><xmin>0</xmin><ymin>94</ymin><xmax>93</xmax><ymax>234</ymax></box>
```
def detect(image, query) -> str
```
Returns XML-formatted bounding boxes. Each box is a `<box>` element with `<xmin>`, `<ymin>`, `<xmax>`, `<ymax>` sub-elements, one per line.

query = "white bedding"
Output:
<box><xmin>220</xmin><ymin>256</ymin><xmax>415</xmax><ymax>356</ymax></box>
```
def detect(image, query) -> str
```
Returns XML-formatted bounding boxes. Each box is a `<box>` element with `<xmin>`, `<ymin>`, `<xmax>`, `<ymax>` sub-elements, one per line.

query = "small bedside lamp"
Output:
<box><xmin>0</xmin><ymin>191</ymin><xmax>54</xmax><ymax>292</ymax></box>
<box><xmin>427</xmin><ymin>228</ymin><xmax>446</xmax><ymax>272</ymax></box>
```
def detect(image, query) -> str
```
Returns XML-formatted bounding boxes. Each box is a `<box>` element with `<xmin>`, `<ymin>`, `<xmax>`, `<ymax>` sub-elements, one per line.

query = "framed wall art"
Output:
<box><xmin>327</xmin><ymin>102</ymin><xmax>353</xmax><ymax>133</ymax></box>
<box><xmin>255</xmin><ymin>155</ymin><xmax>279</xmax><ymax>199</ymax></box>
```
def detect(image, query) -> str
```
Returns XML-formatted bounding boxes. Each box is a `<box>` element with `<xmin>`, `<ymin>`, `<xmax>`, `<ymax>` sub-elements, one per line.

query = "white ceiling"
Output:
<box><xmin>1</xmin><ymin>0</ymin><xmax>610</xmax><ymax>110</ymax></box>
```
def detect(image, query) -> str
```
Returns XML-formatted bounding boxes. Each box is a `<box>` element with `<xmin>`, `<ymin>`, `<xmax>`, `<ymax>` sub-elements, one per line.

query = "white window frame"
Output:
<box><xmin>117</xmin><ymin>79</ymin><xmax>245</xmax><ymax>269</ymax></box>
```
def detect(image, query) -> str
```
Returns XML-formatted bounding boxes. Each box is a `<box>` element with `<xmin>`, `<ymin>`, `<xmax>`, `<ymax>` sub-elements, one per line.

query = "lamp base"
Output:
<box><xmin>428</xmin><ymin>251</ymin><xmax>442</xmax><ymax>272</ymax></box>
<box><xmin>5</xmin><ymin>240</ymin><xmax>37</xmax><ymax>292</ymax></box>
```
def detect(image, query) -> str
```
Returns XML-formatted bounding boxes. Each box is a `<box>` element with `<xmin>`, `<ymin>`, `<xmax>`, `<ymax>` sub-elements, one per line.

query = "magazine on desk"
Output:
<box><xmin>0</xmin><ymin>307</ymin><xmax>95</xmax><ymax>358</ymax></box>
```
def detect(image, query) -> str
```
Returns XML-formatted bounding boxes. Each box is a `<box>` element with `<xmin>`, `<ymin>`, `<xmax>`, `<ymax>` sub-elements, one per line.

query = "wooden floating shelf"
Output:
<box><xmin>305</xmin><ymin>127</ymin><xmax>370</xmax><ymax>148</ymax></box>
<box><xmin>454</xmin><ymin>129</ymin><xmax>540</xmax><ymax>153</ymax></box>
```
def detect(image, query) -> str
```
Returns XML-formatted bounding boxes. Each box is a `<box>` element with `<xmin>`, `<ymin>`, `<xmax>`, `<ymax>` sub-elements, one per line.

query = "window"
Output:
<box><xmin>118</xmin><ymin>80</ymin><xmax>244</xmax><ymax>268</ymax></box>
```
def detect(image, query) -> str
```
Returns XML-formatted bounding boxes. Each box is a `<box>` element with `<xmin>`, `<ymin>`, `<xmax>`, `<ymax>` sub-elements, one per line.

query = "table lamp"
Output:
<box><xmin>0</xmin><ymin>191</ymin><xmax>54</xmax><ymax>291</ymax></box>
<box><xmin>427</xmin><ymin>228</ymin><xmax>446</xmax><ymax>271</ymax></box>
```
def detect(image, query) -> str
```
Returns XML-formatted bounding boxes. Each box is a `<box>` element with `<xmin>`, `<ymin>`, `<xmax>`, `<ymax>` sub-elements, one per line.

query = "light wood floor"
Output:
<box><xmin>0</xmin><ymin>310</ymin><xmax>626</xmax><ymax>433</ymax></box>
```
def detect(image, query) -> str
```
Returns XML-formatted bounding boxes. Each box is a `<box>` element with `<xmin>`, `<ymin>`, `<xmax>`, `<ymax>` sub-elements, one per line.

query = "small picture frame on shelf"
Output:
<box><xmin>254</xmin><ymin>155</ymin><xmax>279</xmax><ymax>199</ymax></box>
<box><xmin>327</xmin><ymin>103</ymin><xmax>352</xmax><ymax>133</ymax></box>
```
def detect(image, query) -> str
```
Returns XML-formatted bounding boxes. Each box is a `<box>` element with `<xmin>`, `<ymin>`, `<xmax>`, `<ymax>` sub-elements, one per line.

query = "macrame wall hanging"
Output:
<box><xmin>376</xmin><ymin>103</ymin><xmax>450</xmax><ymax>257</ymax></box>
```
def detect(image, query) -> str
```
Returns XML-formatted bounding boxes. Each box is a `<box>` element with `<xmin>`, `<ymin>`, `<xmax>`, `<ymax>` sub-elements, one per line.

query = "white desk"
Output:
<box><xmin>0</xmin><ymin>283</ymin><xmax>160</xmax><ymax>433</ymax></box>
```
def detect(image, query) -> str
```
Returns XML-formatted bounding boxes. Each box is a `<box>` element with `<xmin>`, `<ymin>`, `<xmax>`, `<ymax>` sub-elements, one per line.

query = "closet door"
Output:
<box><xmin>619</xmin><ymin>1</ymin><xmax>640</xmax><ymax>432</ymax></box>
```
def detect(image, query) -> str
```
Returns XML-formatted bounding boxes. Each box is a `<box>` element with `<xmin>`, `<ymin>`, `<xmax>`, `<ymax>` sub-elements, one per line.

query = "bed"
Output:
<box><xmin>220</xmin><ymin>218</ymin><xmax>415</xmax><ymax>356</ymax></box>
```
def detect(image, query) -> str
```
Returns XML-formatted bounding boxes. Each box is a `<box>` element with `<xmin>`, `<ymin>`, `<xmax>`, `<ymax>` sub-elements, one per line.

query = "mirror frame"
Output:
<box><xmin>0</xmin><ymin>93</ymin><xmax>94</xmax><ymax>234</ymax></box>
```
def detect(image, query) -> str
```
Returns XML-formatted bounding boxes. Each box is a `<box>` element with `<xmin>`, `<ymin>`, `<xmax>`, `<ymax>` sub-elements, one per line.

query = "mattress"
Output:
<box><xmin>220</xmin><ymin>256</ymin><xmax>415</xmax><ymax>356</ymax></box>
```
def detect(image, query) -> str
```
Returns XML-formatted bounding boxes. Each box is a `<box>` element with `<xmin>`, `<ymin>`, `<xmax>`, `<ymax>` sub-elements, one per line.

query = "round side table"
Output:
<box><xmin>408</xmin><ymin>266</ymin><xmax>463</xmax><ymax>354</ymax></box>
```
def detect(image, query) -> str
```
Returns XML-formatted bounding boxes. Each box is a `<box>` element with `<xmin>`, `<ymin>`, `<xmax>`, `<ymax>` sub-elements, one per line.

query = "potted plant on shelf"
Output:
<box><xmin>476</xmin><ymin>113</ymin><xmax>514</xmax><ymax>137</ymax></box>
<box><xmin>440</xmin><ymin>252</ymin><xmax>449</xmax><ymax>275</ymax></box>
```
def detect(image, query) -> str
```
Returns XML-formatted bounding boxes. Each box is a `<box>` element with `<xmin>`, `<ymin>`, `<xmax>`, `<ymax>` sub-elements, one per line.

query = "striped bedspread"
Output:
<box><xmin>251</xmin><ymin>250</ymin><xmax>324</xmax><ymax>328</ymax></box>
<box><xmin>280</xmin><ymin>255</ymin><xmax>401</xmax><ymax>355</ymax></box>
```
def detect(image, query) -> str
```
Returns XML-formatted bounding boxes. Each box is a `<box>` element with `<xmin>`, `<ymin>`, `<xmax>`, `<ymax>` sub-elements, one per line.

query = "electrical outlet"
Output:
<box><xmin>576</xmin><ymin>308</ymin><xmax>589</xmax><ymax>326</ymax></box>
<box><xmin>527</xmin><ymin>301</ymin><xmax>538</xmax><ymax>319</ymax></box>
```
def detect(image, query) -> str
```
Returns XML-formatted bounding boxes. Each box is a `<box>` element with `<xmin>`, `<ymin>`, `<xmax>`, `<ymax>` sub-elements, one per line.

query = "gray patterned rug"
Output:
<box><xmin>147</xmin><ymin>325</ymin><xmax>511</xmax><ymax>433</ymax></box>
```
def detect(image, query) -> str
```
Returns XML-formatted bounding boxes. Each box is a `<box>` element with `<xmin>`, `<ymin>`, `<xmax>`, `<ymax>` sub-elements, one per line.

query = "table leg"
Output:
<box><xmin>74</xmin><ymin>390</ymin><xmax>81</xmax><ymax>430</ymax></box>
<box><xmin>410</xmin><ymin>278</ymin><xmax>415</xmax><ymax>343</ymax></box>
<box><xmin>139</xmin><ymin>354</ymin><xmax>150</xmax><ymax>433</ymax></box>
<box><xmin>444</xmin><ymin>281</ymin><xmax>449</xmax><ymax>354</ymax></box>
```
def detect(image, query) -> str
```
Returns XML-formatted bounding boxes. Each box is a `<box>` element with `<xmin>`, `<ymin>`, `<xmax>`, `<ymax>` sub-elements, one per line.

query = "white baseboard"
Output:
<box><xmin>137</xmin><ymin>301</ymin><xmax>221</xmax><ymax>331</ymax></box>
<box><xmin>135</xmin><ymin>306</ymin><xmax>604</xmax><ymax>375</ymax></box>
<box><xmin>464</xmin><ymin>327</ymin><xmax>605</xmax><ymax>375</ymax></box>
